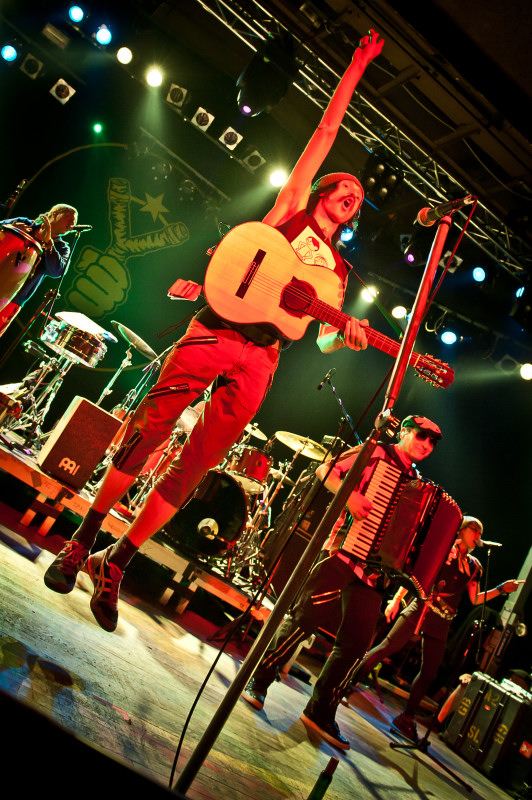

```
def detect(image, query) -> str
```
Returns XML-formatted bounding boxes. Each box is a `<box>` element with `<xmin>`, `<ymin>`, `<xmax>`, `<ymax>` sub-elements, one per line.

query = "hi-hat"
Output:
<box><xmin>245</xmin><ymin>422</ymin><xmax>268</xmax><ymax>441</ymax></box>
<box><xmin>275</xmin><ymin>431</ymin><xmax>327</xmax><ymax>461</ymax></box>
<box><xmin>111</xmin><ymin>320</ymin><xmax>157</xmax><ymax>360</ymax></box>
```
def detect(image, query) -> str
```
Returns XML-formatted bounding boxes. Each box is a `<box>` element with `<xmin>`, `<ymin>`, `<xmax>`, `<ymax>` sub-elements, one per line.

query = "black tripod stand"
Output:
<box><xmin>389</xmin><ymin>709</ymin><xmax>473</xmax><ymax>792</ymax></box>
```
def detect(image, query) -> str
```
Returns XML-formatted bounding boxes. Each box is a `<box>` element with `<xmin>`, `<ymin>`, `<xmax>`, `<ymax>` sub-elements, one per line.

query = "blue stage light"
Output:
<box><xmin>95</xmin><ymin>25</ymin><xmax>112</xmax><ymax>46</ymax></box>
<box><xmin>441</xmin><ymin>330</ymin><xmax>458</xmax><ymax>345</ymax></box>
<box><xmin>1</xmin><ymin>44</ymin><xmax>18</xmax><ymax>62</ymax></box>
<box><xmin>68</xmin><ymin>6</ymin><xmax>85</xmax><ymax>23</ymax></box>
<box><xmin>472</xmin><ymin>266</ymin><xmax>486</xmax><ymax>282</ymax></box>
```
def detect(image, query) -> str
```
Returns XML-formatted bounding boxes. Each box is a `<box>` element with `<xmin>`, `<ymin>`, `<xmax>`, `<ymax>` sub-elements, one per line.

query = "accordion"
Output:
<box><xmin>342</xmin><ymin>459</ymin><xmax>462</xmax><ymax>599</ymax></box>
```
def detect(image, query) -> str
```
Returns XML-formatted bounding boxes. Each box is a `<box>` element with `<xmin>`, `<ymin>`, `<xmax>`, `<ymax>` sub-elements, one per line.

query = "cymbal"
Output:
<box><xmin>269</xmin><ymin>468</ymin><xmax>295</xmax><ymax>487</ymax></box>
<box><xmin>245</xmin><ymin>422</ymin><xmax>268</xmax><ymax>441</ymax></box>
<box><xmin>275</xmin><ymin>431</ymin><xmax>327</xmax><ymax>461</ymax></box>
<box><xmin>111</xmin><ymin>320</ymin><xmax>158</xmax><ymax>360</ymax></box>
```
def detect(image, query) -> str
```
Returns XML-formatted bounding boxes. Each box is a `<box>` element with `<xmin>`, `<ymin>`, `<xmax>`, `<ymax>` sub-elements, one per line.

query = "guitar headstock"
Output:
<box><xmin>415</xmin><ymin>355</ymin><xmax>455</xmax><ymax>388</ymax></box>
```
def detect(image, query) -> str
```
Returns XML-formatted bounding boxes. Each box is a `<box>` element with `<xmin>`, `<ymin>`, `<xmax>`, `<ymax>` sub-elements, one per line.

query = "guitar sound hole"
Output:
<box><xmin>281</xmin><ymin>279</ymin><xmax>314</xmax><ymax>316</ymax></box>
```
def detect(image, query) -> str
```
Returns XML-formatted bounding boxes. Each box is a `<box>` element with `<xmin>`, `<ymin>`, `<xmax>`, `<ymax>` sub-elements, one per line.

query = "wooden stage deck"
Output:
<box><xmin>0</xmin><ymin>500</ymin><xmax>521</xmax><ymax>799</ymax></box>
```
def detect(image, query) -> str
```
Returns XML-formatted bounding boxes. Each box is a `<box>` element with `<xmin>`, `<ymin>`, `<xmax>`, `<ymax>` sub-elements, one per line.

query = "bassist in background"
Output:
<box><xmin>44</xmin><ymin>32</ymin><xmax>385</xmax><ymax>633</ymax></box>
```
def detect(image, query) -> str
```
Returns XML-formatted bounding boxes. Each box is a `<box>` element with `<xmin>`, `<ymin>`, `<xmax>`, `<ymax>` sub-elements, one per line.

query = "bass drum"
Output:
<box><xmin>165</xmin><ymin>470</ymin><xmax>248</xmax><ymax>557</ymax></box>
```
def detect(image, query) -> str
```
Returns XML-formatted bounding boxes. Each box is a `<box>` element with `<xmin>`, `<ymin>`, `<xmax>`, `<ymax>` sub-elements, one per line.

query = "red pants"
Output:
<box><xmin>113</xmin><ymin>317</ymin><xmax>279</xmax><ymax>508</ymax></box>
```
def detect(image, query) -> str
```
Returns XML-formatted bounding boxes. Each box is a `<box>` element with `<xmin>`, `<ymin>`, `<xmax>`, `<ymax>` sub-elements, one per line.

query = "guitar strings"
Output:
<box><xmin>235</xmin><ymin>270</ymin><xmax>446</xmax><ymax>374</ymax></box>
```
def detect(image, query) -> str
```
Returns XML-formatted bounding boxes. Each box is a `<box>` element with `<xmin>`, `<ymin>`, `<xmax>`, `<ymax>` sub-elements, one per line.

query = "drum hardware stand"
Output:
<box><xmin>127</xmin><ymin>430</ymin><xmax>184</xmax><ymax>511</ymax></box>
<box><xmin>96</xmin><ymin>346</ymin><xmax>134</xmax><ymax>407</ymax></box>
<box><xmin>172</xmin><ymin>214</ymin><xmax>460</xmax><ymax>795</ymax></box>
<box><xmin>2</xmin><ymin>350</ymin><xmax>75</xmax><ymax>450</ymax></box>
<box><xmin>0</xmin><ymin>289</ymin><xmax>58</xmax><ymax>371</ymax></box>
<box><xmin>84</xmin><ymin>350</ymin><xmax>168</xmax><ymax>494</ymax></box>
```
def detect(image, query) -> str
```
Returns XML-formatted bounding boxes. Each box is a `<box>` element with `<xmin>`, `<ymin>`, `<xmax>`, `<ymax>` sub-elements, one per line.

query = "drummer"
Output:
<box><xmin>0</xmin><ymin>204</ymin><xmax>78</xmax><ymax>336</ymax></box>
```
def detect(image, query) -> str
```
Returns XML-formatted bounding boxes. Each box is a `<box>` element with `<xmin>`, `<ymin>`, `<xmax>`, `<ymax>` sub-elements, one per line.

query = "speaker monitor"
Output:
<box><xmin>444</xmin><ymin>671</ymin><xmax>532</xmax><ymax>791</ymax></box>
<box><xmin>37</xmin><ymin>396</ymin><xmax>122</xmax><ymax>489</ymax></box>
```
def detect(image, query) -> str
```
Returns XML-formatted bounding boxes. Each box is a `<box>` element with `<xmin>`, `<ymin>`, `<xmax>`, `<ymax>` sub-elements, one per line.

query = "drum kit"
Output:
<box><xmin>0</xmin><ymin>309</ymin><xmax>162</xmax><ymax>450</ymax></box>
<box><xmin>163</xmin><ymin>424</ymin><xmax>329</xmax><ymax>590</ymax></box>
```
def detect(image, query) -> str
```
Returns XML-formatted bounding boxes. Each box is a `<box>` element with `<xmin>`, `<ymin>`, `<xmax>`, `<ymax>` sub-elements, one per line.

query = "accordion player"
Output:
<box><xmin>340</xmin><ymin>456</ymin><xmax>462</xmax><ymax>600</ymax></box>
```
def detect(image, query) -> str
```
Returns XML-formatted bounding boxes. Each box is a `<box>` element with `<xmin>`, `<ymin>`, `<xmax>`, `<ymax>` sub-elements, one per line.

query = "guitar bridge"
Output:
<box><xmin>236</xmin><ymin>249</ymin><xmax>266</xmax><ymax>298</ymax></box>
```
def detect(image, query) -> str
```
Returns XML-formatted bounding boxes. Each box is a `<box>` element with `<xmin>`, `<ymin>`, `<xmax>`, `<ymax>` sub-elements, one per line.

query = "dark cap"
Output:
<box><xmin>401</xmin><ymin>414</ymin><xmax>442</xmax><ymax>440</ymax></box>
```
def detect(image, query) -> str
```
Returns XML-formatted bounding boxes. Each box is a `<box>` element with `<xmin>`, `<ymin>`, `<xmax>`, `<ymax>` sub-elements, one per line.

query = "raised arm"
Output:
<box><xmin>263</xmin><ymin>30</ymin><xmax>384</xmax><ymax>228</ymax></box>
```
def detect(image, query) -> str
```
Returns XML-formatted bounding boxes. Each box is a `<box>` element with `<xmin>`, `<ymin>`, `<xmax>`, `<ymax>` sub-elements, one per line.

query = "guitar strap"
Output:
<box><xmin>195</xmin><ymin>304</ymin><xmax>283</xmax><ymax>348</ymax></box>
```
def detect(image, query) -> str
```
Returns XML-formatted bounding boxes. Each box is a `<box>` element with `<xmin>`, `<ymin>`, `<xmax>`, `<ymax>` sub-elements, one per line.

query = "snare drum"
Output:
<box><xmin>40</xmin><ymin>319</ymin><xmax>107</xmax><ymax>368</ymax></box>
<box><xmin>0</xmin><ymin>224</ymin><xmax>43</xmax><ymax>311</ymax></box>
<box><xmin>227</xmin><ymin>446</ymin><xmax>272</xmax><ymax>493</ymax></box>
<box><xmin>165</xmin><ymin>470</ymin><xmax>248</xmax><ymax>556</ymax></box>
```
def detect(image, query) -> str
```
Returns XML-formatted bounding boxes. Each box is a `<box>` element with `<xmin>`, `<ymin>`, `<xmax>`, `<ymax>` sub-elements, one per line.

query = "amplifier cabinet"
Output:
<box><xmin>444</xmin><ymin>671</ymin><xmax>532</xmax><ymax>791</ymax></box>
<box><xmin>37</xmin><ymin>396</ymin><xmax>122</xmax><ymax>490</ymax></box>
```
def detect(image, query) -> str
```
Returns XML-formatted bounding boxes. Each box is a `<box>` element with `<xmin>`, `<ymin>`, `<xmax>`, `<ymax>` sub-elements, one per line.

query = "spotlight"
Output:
<box><xmin>20</xmin><ymin>53</ymin><xmax>43</xmax><ymax>79</ymax></box>
<box><xmin>361</xmin><ymin>286</ymin><xmax>378</xmax><ymax>303</ymax></box>
<box><xmin>269</xmin><ymin>169</ymin><xmax>287</xmax><ymax>187</ymax></box>
<box><xmin>495</xmin><ymin>354</ymin><xmax>521</xmax><ymax>373</ymax></box>
<box><xmin>94</xmin><ymin>25</ymin><xmax>112</xmax><ymax>46</ymax></box>
<box><xmin>219</xmin><ymin>127</ymin><xmax>242</xmax><ymax>150</ymax></box>
<box><xmin>146</xmin><ymin>68</ymin><xmax>163</xmax><ymax>87</ymax></box>
<box><xmin>440</xmin><ymin>329</ymin><xmax>458</xmax><ymax>345</ymax></box>
<box><xmin>68</xmin><ymin>6</ymin><xmax>85</xmax><ymax>23</ymax></box>
<box><xmin>520</xmin><ymin>363</ymin><xmax>532</xmax><ymax>380</ymax></box>
<box><xmin>243</xmin><ymin>149</ymin><xmax>266</xmax><ymax>172</ymax></box>
<box><xmin>392</xmin><ymin>305</ymin><xmax>408</xmax><ymax>319</ymax></box>
<box><xmin>236</xmin><ymin>33</ymin><xmax>300</xmax><ymax>116</ymax></box>
<box><xmin>191</xmin><ymin>107</ymin><xmax>214</xmax><ymax>131</ymax></box>
<box><xmin>439</xmin><ymin>250</ymin><xmax>463</xmax><ymax>273</ymax></box>
<box><xmin>472</xmin><ymin>266</ymin><xmax>486</xmax><ymax>283</ymax></box>
<box><xmin>117</xmin><ymin>47</ymin><xmax>133</xmax><ymax>65</ymax></box>
<box><xmin>49</xmin><ymin>79</ymin><xmax>76</xmax><ymax>104</ymax></box>
<box><xmin>361</xmin><ymin>148</ymin><xmax>403</xmax><ymax>208</ymax></box>
<box><xmin>166</xmin><ymin>84</ymin><xmax>188</xmax><ymax>107</ymax></box>
<box><xmin>92</xmin><ymin>122</ymin><xmax>103</xmax><ymax>134</ymax></box>
<box><xmin>516</xmin><ymin>286</ymin><xmax>525</xmax><ymax>298</ymax></box>
<box><xmin>1</xmin><ymin>43</ymin><xmax>19</xmax><ymax>62</ymax></box>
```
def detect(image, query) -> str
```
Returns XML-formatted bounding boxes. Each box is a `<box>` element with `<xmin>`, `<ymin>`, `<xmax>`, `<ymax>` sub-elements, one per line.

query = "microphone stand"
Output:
<box><xmin>321</xmin><ymin>372</ymin><xmax>362</xmax><ymax>444</ymax></box>
<box><xmin>172</xmin><ymin>214</ymin><xmax>457</xmax><ymax>795</ymax></box>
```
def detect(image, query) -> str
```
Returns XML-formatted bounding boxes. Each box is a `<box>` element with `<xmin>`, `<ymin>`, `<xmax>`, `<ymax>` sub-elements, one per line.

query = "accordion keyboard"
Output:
<box><xmin>342</xmin><ymin>459</ymin><xmax>407</xmax><ymax>560</ymax></box>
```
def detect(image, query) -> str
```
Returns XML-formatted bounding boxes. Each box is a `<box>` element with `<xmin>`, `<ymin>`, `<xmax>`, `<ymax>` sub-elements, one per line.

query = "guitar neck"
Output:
<box><xmin>312</xmin><ymin>300</ymin><xmax>408</xmax><ymax>362</ymax></box>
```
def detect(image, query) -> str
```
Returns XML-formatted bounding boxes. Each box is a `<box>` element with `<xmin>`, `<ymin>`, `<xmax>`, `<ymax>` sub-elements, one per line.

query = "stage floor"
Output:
<box><xmin>0</xmin><ymin>510</ymin><xmax>518</xmax><ymax>800</ymax></box>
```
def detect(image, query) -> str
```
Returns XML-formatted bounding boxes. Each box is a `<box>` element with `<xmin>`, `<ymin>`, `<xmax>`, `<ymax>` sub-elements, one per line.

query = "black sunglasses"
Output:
<box><xmin>413</xmin><ymin>429</ymin><xmax>439</xmax><ymax>446</ymax></box>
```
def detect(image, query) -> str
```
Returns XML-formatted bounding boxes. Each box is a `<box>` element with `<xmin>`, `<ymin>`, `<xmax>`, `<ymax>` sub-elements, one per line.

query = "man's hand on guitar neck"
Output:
<box><xmin>318</xmin><ymin>317</ymin><xmax>369</xmax><ymax>353</ymax></box>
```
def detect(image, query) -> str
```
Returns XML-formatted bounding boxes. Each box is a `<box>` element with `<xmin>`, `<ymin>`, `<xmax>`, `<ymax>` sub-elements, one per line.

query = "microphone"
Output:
<box><xmin>317</xmin><ymin>368</ymin><xmax>336</xmax><ymax>390</ymax></box>
<box><xmin>416</xmin><ymin>195</ymin><xmax>476</xmax><ymax>227</ymax></box>
<box><xmin>70</xmin><ymin>224</ymin><xmax>93</xmax><ymax>232</ymax></box>
<box><xmin>478</xmin><ymin>539</ymin><xmax>503</xmax><ymax>548</ymax></box>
